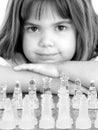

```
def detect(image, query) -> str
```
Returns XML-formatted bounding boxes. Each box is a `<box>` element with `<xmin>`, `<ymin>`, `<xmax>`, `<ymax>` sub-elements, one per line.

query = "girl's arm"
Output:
<box><xmin>58</xmin><ymin>61</ymin><xmax>98</xmax><ymax>90</ymax></box>
<box><xmin>14</xmin><ymin>62</ymin><xmax>90</xmax><ymax>94</ymax></box>
<box><xmin>0</xmin><ymin>65</ymin><xmax>61</xmax><ymax>93</ymax></box>
<box><xmin>14</xmin><ymin>61</ymin><xmax>98</xmax><ymax>91</ymax></box>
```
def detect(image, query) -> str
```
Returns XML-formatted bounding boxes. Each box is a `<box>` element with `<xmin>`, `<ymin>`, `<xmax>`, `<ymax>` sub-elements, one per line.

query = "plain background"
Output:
<box><xmin>0</xmin><ymin>0</ymin><xmax>98</xmax><ymax>27</ymax></box>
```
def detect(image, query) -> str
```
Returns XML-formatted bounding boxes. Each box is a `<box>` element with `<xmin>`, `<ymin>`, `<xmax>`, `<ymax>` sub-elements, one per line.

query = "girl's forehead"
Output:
<box><xmin>21</xmin><ymin>0</ymin><xmax>71</xmax><ymax>22</ymax></box>
<box><xmin>21</xmin><ymin>0</ymin><xmax>71</xmax><ymax>21</ymax></box>
<box><xmin>28</xmin><ymin>1</ymin><xmax>59</xmax><ymax>20</ymax></box>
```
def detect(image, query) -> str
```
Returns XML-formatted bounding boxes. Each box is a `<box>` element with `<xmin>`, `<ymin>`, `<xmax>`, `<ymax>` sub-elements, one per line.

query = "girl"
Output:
<box><xmin>0</xmin><ymin>0</ymin><xmax>98</xmax><ymax>94</ymax></box>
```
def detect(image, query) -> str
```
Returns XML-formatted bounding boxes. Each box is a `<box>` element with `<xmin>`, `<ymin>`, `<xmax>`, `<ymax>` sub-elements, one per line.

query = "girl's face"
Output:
<box><xmin>22</xmin><ymin>4</ymin><xmax>76</xmax><ymax>63</ymax></box>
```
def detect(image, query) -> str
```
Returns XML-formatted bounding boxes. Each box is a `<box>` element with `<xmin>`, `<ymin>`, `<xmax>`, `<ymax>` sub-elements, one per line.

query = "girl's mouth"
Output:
<box><xmin>36</xmin><ymin>53</ymin><xmax>59</xmax><ymax>58</ymax></box>
<box><xmin>35</xmin><ymin>52</ymin><xmax>60</xmax><ymax>62</ymax></box>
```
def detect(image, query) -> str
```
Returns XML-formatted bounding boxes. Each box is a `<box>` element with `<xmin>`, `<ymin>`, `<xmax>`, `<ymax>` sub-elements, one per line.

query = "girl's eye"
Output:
<box><xmin>25</xmin><ymin>26</ymin><xmax>39</xmax><ymax>32</ymax></box>
<box><xmin>56</xmin><ymin>25</ymin><xmax>67</xmax><ymax>31</ymax></box>
<box><xmin>29</xmin><ymin>26</ymin><xmax>38</xmax><ymax>32</ymax></box>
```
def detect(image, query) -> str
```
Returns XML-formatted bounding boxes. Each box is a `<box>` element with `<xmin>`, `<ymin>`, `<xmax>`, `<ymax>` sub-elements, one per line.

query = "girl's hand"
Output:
<box><xmin>14</xmin><ymin>63</ymin><xmax>59</xmax><ymax>77</ymax></box>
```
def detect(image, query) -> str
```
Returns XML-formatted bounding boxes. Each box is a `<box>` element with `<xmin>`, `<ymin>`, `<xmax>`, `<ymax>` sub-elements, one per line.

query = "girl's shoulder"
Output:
<box><xmin>0</xmin><ymin>53</ymin><xmax>26</xmax><ymax>67</ymax></box>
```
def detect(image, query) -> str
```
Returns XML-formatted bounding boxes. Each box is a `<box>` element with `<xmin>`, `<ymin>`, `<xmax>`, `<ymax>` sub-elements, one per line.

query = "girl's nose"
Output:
<box><xmin>39</xmin><ymin>40</ymin><xmax>54</xmax><ymax>48</ymax></box>
<box><xmin>39</xmin><ymin>31</ymin><xmax>54</xmax><ymax>47</ymax></box>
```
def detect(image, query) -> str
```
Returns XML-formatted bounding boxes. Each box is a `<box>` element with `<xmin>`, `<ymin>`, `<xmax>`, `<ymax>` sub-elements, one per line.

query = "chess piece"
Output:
<box><xmin>94</xmin><ymin>108</ymin><xmax>98</xmax><ymax>128</ymax></box>
<box><xmin>12</xmin><ymin>81</ymin><xmax>23</xmax><ymax>110</ymax></box>
<box><xmin>72</xmin><ymin>79</ymin><xmax>82</xmax><ymax>109</ymax></box>
<box><xmin>56</xmin><ymin>74</ymin><xmax>73</xmax><ymax>129</ymax></box>
<box><xmin>39</xmin><ymin>77</ymin><xmax>55</xmax><ymax>129</ymax></box>
<box><xmin>11</xmin><ymin>81</ymin><xmax>23</xmax><ymax>126</ymax></box>
<box><xmin>0</xmin><ymin>84</ymin><xmax>7</xmax><ymax>110</ymax></box>
<box><xmin>28</xmin><ymin>78</ymin><xmax>39</xmax><ymax>109</ymax></box>
<box><xmin>56</xmin><ymin>94</ymin><xmax>73</xmax><ymax>129</ymax></box>
<box><xmin>58</xmin><ymin>73</ymin><xmax>69</xmax><ymax>94</ymax></box>
<box><xmin>88</xmin><ymin>80</ymin><xmax>98</xmax><ymax>109</ymax></box>
<box><xmin>0</xmin><ymin>98</ymin><xmax>16</xmax><ymax>129</ymax></box>
<box><xmin>76</xmin><ymin>94</ymin><xmax>91</xmax><ymax>129</ymax></box>
<box><xmin>19</xmin><ymin>95</ymin><xmax>38</xmax><ymax>129</ymax></box>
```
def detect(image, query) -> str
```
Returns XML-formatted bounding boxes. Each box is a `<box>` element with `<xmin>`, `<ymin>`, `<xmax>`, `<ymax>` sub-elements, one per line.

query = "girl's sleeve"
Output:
<box><xmin>0</xmin><ymin>57</ymin><xmax>11</xmax><ymax>67</ymax></box>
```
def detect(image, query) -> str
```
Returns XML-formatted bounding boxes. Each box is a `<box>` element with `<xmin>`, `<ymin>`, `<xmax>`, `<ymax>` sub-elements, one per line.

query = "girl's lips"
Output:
<box><xmin>37</xmin><ymin>53</ymin><xmax>58</xmax><ymax>56</ymax></box>
<box><xmin>36</xmin><ymin>52</ymin><xmax>60</xmax><ymax>60</ymax></box>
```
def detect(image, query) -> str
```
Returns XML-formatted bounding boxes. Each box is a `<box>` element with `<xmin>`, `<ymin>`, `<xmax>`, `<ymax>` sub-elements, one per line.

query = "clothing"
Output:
<box><xmin>0</xmin><ymin>56</ymin><xmax>98</xmax><ymax>66</ymax></box>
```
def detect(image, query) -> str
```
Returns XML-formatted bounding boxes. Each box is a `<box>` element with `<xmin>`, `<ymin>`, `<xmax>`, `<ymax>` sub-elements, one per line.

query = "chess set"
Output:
<box><xmin>0</xmin><ymin>73</ymin><xmax>98</xmax><ymax>130</ymax></box>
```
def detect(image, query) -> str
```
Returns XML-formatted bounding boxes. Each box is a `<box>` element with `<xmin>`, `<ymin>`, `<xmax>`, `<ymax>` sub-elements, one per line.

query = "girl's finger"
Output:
<box><xmin>14</xmin><ymin>64</ymin><xmax>28</xmax><ymax>70</ymax></box>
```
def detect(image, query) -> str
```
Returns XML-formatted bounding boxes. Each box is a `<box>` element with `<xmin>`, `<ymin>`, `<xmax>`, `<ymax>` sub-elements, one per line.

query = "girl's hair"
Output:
<box><xmin>0</xmin><ymin>0</ymin><xmax>98</xmax><ymax>61</ymax></box>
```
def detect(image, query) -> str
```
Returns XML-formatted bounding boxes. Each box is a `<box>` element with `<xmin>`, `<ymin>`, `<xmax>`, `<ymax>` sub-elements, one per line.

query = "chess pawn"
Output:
<box><xmin>88</xmin><ymin>80</ymin><xmax>98</xmax><ymax>109</ymax></box>
<box><xmin>72</xmin><ymin>79</ymin><xmax>82</xmax><ymax>109</ymax></box>
<box><xmin>28</xmin><ymin>78</ymin><xmax>39</xmax><ymax>109</ymax></box>
<box><xmin>76</xmin><ymin>94</ymin><xmax>91</xmax><ymax>129</ymax></box>
<box><xmin>11</xmin><ymin>81</ymin><xmax>23</xmax><ymax>126</ymax></box>
<box><xmin>59</xmin><ymin>73</ymin><xmax>69</xmax><ymax>94</ymax></box>
<box><xmin>19</xmin><ymin>95</ymin><xmax>38</xmax><ymax>129</ymax></box>
<box><xmin>42</xmin><ymin>77</ymin><xmax>54</xmax><ymax>108</ymax></box>
<box><xmin>12</xmin><ymin>81</ymin><xmax>23</xmax><ymax>109</ymax></box>
<box><xmin>56</xmin><ymin>90</ymin><xmax>73</xmax><ymax>129</ymax></box>
<box><xmin>0</xmin><ymin>84</ymin><xmax>7</xmax><ymax>110</ymax></box>
<box><xmin>39</xmin><ymin>77</ymin><xmax>55</xmax><ymax>129</ymax></box>
<box><xmin>0</xmin><ymin>98</ymin><xmax>16</xmax><ymax>129</ymax></box>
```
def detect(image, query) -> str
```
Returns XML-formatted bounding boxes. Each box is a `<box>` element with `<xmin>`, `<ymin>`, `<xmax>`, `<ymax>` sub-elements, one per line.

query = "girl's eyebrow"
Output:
<box><xmin>53</xmin><ymin>20</ymin><xmax>72</xmax><ymax>25</ymax></box>
<box><xmin>24</xmin><ymin>19</ymin><xmax>72</xmax><ymax>26</ymax></box>
<box><xmin>24</xmin><ymin>22</ymin><xmax>38</xmax><ymax>26</ymax></box>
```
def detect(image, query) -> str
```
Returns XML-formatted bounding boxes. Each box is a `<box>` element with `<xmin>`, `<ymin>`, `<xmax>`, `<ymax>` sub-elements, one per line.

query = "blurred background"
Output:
<box><xmin>0</xmin><ymin>0</ymin><xmax>8</xmax><ymax>27</ymax></box>
<box><xmin>0</xmin><ymin>0</ymin><xmax>98</xmax><ymax>27</ymax></box>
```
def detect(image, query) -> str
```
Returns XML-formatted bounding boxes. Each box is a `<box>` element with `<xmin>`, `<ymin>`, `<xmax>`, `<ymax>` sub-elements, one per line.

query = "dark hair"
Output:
<box><xmin>0</xmin><ymin>0</ymin><xmax>98</xmax><ymax>61</ymax></box>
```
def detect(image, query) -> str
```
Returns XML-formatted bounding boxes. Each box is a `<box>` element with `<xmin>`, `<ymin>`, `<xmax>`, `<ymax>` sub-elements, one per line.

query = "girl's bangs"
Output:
<box><xmin>20</xmin><ymin>0</ymin><xmax>71</xmax><ymax>21</ymax></box>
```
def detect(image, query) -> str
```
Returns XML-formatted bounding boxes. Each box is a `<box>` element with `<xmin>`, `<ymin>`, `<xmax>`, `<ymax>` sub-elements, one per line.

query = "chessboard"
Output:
<box><xmin>0</xmin><ymin>93</ymin><xmax>97</xmax><ymax>130</ymax></box>
<box><xmin>0</xmin><ymin>75</ymin><xmax>98</xmax><ymax>130</ymax></box>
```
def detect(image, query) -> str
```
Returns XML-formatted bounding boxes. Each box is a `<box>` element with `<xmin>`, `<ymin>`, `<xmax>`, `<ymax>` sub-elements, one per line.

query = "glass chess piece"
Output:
<box><xmin>76</xmin><ymin>94</ymin><xmax>91</xmax><ymax>129</ymax></box>
<box><xmin>0</xmin><ymin>98</ymin><xmax>16</xmax><ymax>129</ymax></box>
<box><xmin>72</xmin><ymin>79</ymin><xmax>83</xmax><ymax>109</ymax></box>
<box><xmin>39</xmin><ymin>77</ymin><xmax>55</xmax><ymax>129</ymax></box>
<box><xmin>56</xmin><ymin>73</ymin><xmax>73</xmax><ymax>129</ymax></box>
<box><xmin>88</xmin><ymin>80</ymin><xmax>98</xmax><ymax>109</ymax></box>
<box><xmin>41</xmin><ymin>77</ymin><xmax>54</xmax><ymax>109</ymax></box>
<box><xmin>0</xmin><ymin>84</ymin><xmax>7</xmax><ymax>110</ymax></box>
<box><xmin>12</xmin><ymin>81</ymin><xmax>23</xmax><ymax>110</ymax></box>
<box><xmin>94</xmin><ymin>107</ymin><xmax>98</xmax><ymax>128</ymax></box>
<box><xmin>11</xmin><ymin>81</ymin><xmax>23</xmax><ymax>126</ymax></box>
<box><xmin>28</xmin><ymin>78</ymin><xmax>39</xmax><ymax>109</ymax></box>
<box><xmin>19</xmin><ymin>95</ymin><xmax>38</xmax><ymax>129</ymax></box>
<box><xmin>58</xmin><ymin>72</ymin><xmax>69</xmax><ymax>95</ymax></box>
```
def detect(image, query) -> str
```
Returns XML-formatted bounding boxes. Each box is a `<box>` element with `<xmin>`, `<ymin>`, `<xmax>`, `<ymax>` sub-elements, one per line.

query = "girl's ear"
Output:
<box><xmin>91</xmin><ymin>0</ymin><xmax>98</xmax><ymax>15</ymax></box>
